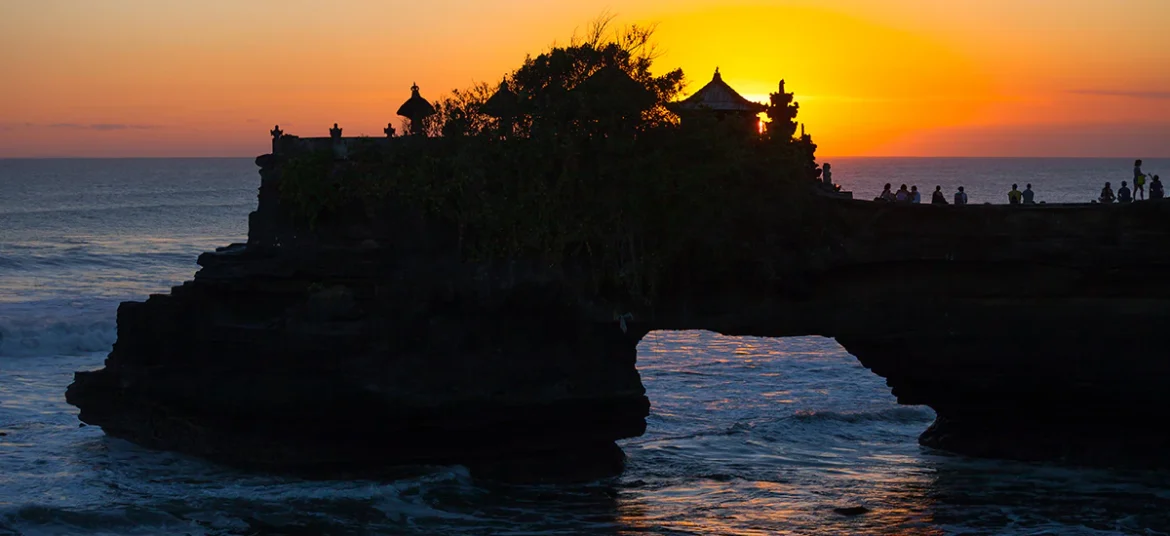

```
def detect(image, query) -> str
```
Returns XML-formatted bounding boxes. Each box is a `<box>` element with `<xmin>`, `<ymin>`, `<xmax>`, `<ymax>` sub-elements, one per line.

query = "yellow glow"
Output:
<box><xmin>650</xmin><ymin>5</ymin><xmax>996</xmax><ymax>156</ymax></box>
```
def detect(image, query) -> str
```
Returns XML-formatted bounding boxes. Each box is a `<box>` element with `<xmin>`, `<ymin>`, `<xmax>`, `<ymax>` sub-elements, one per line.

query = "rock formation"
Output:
<box><xmin>66</xmin><ymin>148</ymin><xmax>1170</xmax><ymax>478</ymax></box>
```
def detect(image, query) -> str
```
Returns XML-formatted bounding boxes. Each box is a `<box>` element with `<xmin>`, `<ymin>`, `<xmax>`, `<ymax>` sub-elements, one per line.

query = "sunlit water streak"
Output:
<box><xmin>2</xmin><ymin>158</ymin><xmax>1170</xmax><ymax>535</ymax></box>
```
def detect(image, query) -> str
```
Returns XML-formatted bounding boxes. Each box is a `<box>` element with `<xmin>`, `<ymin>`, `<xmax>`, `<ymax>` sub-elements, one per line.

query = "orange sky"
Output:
<box><xmin>2</xmin><ymin>0</ymin><xmax>1168</xmax><ymax>157</ymax></box>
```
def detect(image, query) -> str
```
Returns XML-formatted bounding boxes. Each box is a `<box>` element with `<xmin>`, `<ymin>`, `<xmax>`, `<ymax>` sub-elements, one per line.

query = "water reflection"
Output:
<box><xmin>6</xmin><ymin>333</ymin><xmax>1170</xmax><ymax>534</ymax></box>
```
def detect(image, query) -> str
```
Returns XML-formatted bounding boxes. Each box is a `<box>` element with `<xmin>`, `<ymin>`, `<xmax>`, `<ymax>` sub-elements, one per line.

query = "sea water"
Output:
<box><xmin>2</xmin><ymin>157</ymin><xmax>1169</xmax><ymax>535</ymax></box>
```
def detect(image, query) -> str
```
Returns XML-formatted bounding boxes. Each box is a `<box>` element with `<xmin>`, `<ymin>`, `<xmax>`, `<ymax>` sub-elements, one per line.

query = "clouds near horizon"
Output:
<box><xmin>1068</xmin><ymin>90</ymin><xmax>1170</xmax><ymax>100</ymax></box>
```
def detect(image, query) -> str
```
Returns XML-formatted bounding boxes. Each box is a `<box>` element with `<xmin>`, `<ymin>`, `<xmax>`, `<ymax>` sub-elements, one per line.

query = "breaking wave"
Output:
<box><xmin>0</xmin><ymin>301</ymin><xmax>117</xmax><ymax>357</ymax></box>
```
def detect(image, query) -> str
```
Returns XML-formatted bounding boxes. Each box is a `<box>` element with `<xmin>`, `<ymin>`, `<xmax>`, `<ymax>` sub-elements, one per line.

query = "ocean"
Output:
<box><xmin>2</xmin><ymin>157</ymin><xmax>1169</xmax><ymax>535</ymax></box>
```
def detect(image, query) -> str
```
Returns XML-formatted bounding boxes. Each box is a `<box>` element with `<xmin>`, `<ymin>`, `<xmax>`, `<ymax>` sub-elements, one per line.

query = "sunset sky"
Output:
<box><xmin>2</xmin><ymin>0</ymin><xmax>1168</xmax><ymax>157</ymax></box>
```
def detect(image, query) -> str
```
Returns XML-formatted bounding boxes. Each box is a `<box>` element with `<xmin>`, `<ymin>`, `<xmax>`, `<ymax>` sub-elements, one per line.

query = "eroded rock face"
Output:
<box><xmin>66</xmin><ymin>156</ymin><xmax>649</xmax><ymax>481</ymax></box>
<box><xmin>66</xmin><ymin>244</ymin><xmax>649</xmax><ymax>479</ymax></box>
<box><xmin>67</xmin><ymin>153</ymin><xmax>1170</xmax><ymax>476</ymax></box>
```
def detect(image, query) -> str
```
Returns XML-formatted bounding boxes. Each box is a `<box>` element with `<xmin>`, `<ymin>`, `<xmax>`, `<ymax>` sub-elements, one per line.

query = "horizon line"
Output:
<box><xmin>3</xmin><ymin>155</ymin><xmax>1169</xmax><ymax>161</ymax></box>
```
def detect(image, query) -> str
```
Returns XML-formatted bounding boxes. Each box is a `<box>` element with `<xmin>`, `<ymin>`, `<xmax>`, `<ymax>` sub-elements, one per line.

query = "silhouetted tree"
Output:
<box><xmin>280</xmin><ymin>16</ymin><xmax>825</xmax><ymax>302</ymax></box>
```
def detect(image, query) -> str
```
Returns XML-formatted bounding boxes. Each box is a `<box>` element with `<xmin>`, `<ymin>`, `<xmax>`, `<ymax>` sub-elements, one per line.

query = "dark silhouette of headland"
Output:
<box><xmin>66</xmin><ymin>23</ymin><xmax>1170</xmax><ymax>481</ymax></box>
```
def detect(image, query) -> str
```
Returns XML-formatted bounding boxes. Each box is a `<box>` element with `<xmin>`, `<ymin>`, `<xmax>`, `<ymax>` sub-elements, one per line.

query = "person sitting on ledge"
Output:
<box><xmin>1151</xmin><ymin>175</ymin><xmax>1164</xmax><ymax>200</ymax></box>
<box><xmin>954</xmin><ymin>186</ymin><xmax>968</xmax><ymax>205</ymax></box>
<box><xmin>1099</xmin><ymin>182</ymin><xmax>1115</xmax><ymax>204</ymax></box>
<box><xmin>895</xmin><ymin>184</ymin><xmax>911</xmax><ymax>203</ymax></box>
<box><xmin>878</xmin><ymin>183</ymin><xmax>895</xmax><ymax>202</ymax></box>
<box><xmin>911</xmin><ymin>185</ymin><xmax>921</xmax><ymax>204</ymax></box>
<box><xmin>1008</xmin><ymin>184</ymin><xmax>1023</xmax><ymax>205</ymax></box>
<box><xmin>1118</xmin><ymin>181</ymin><xmax>1133</xmax><ymax>203</ymax></box>
<box><xmin>1022</xmin><ymin>183</ymin><xmax>1036</xmax><ymax>204</ymax></box>
<box><xmin>931</xmin><ymin>185</ymin><xmax>947</xmax><ymax>205</ymax></box>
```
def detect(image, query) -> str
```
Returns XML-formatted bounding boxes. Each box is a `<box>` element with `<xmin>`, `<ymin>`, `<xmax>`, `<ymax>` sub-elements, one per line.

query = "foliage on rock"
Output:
<box><xmin>277</xmin><ymin>18</ymin><xmax>826</xmax><ymax>302</ymax></box>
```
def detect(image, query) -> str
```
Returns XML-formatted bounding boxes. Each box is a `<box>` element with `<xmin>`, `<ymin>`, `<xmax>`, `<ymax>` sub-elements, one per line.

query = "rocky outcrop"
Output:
<box><xmin>67</xmin><ymin>154</ymin><xmax>650</xmax><ymax>481</ymax></box>
<box><xmin>67</xmin><ymin>152</ymin><xmax>1170</xmax><ymax>477</ymax></box>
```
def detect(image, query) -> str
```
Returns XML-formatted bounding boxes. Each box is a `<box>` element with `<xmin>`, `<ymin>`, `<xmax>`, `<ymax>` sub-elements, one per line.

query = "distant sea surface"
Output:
<box><xmin>830</xmin><ymin>156</ymin><xmax>1170</xmax><ymax>204</ymax></box>
<box><xmin>3</xmin><ymin>157</ymin><xmax>1169</xmax><ymax>535</ymax></box>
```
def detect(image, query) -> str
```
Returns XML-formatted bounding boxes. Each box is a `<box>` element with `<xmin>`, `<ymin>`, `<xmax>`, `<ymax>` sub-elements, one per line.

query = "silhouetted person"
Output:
<box><xmin>1151</xmin><ymin>175</ymin><xmax>1164</xmax><ymax>200</ymax></box>
<box><xmin>895</xmin><ymin>184</ymin><xmax>910</xmax><ymax>203</ymax></box>
<box><xmin>822</xmin><ymin>162</ymin><xmax>833</xmax><ymax>188</ymax></box>
<box><xmin>911</xmin><ymin>185</ymin><xmax>921</xmax><ymax>204</ymax></box>
<box><xmin>1022</xmin><ymin>183</ymin><xmax>1036</xmax><ymax>204</ymax></box>
<box><xmin>1118</xmin><ymin>181</ymin><xmax>1132</xmax><ymax>203</ymax></box>
<box><xmin>931</xmin><ymin>185</ymin><xmax>947</xmax><ymax>205</ymax></box>
<box><xmin>1008</xmin><ymin>184</ymin><xmax>1022</xmax><ymax>205</ymax></box>
<box><xmin>270</xmin><ymin>125</ymin><xmax>283</xmax><ymax>152</ymax></box>
<box><xmin>1135</xmin><ymin>164</ymin><xmax>1147</xmax><ymax>200</ymax></box>
<box><xmin>1100</xmin><ymin>182</ymin><xmax>1115</xmax><ymax>204</ymax></box>
<box><xmin>954</xmin><ymin>186</ymin><xmax>968</xmax><ymax>205</ymax></box>
<box><xmin>879</xmin><ymin>183</ymin><xmax>894</xmax><ymax>202</ymax></box>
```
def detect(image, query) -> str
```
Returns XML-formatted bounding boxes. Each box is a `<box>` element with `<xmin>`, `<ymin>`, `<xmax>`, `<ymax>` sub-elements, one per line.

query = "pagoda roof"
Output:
<box><xmin>674</xmin><ymin>69</ymin><xmax>764</xmax><ymax>113</ymax></box>
<box><xmin>572</xmin><ymin>65</ymin><xmax>657</xmax><ymax>114</ymax></box>
<box><xmin>397</xmin><ymin>83</ymin><xmax>437</xmax><ymax>120</ymax></box>
<box><xmin>481</xmin><ymin>81</ymin><xmax>520</xmax><ymax>119</ymax></box>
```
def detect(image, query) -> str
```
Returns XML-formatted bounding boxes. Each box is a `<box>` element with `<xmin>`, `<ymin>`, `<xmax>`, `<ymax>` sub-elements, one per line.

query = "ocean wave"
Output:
<box><xmin>0</xmin><ymin>201</ymin><xmax>253</xmax><ymax>218</ymax></box>
<box><xmin>17</xmin><ymin>250</ymin><xmax>196</xmax><ymax>271</ymax></box>
<box><xmin>0</xmin><ymin>504</ymin><xmax>192</xmax><ymax>536</ymax></box>
<box><xmin>790</xmin><ymin>407</ymin><xmax>936</xmax><ymax>425</ymax></box>
<box><xmin>0</xmin><ymin>304</ymin><xmax>117</xmax><ymax>357</ymax></box>
<box><xmin>0</xmin><ymin>247</ymin><xmax>202</xmax><ymax>274</ymax></box>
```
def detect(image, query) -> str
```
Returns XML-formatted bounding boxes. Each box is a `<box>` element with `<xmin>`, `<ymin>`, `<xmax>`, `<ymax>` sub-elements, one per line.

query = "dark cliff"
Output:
<box><xmin>66</xmin><ymin>150</ymin><xmax>1170</xmax><ymax>478</ymax></box>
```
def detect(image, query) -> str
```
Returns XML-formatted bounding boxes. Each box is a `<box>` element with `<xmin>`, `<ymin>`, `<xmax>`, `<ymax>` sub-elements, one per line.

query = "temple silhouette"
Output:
<box><xmin>671</xmin><ymin>68</ymin><xmax>765</xmax><ymax>132</ymax></box>
<box><xmin>269</xmin><ymin>68</ymin><xmax>778</xmax><ymax>156</ymax></box>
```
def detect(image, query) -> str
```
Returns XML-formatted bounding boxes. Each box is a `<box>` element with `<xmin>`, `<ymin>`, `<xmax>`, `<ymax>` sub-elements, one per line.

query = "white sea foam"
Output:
<box><xmin>0</xmin><ymin>300</ymin><xmax>117</xmax><ymax>357</ymax></box>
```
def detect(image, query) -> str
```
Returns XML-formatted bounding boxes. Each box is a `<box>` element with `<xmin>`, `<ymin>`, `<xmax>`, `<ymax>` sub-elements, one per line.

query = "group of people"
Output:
<box><xmin>877</xmin><ymin>183</ymin><xmax>968</xmax><ymax>205</ymax></box>
<box><xmin>1098</xmin><ymin>160</ymin><xmax>1163</xmax><ymax>203</ymax></box>
<box><xmin>871</xmin><ymin>159</ymin><xmax>1163</xmax><ymax>206</ymax></box>
<box><xmin>1006</xmin><ymin>184</ymin><xmax>1038</xmax><ymax>204</ymax></box>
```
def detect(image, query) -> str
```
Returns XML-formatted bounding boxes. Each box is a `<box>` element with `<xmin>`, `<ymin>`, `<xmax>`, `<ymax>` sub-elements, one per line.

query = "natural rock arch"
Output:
<box><xmin>67</xmin><ymin>153</ymin><xmax>1170</xmax><ymax>479</ymax></box>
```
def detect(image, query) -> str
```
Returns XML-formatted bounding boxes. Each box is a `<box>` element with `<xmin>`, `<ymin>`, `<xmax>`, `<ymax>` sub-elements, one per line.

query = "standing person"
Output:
<box><xmin>1100</xmin><ymin>182</ymin><xmax>1115</xmax><ymax>203</ymax></box>
<box><xmin>1151</xmin><ymin>175</ymin><xmax>1164</xmax><ymax>200</ymax></box>
<box><xmin>1135</xmin><ymin>170</ymin><xmax>1147</xmax><ymax>200</ymax></box>
<box><xmin>1022</xmin><ymin>184</ymin><xmax>1036</xmax><ymax>204</ymax></box>
<box><xmin>911</xmin><ymin>185</ymin><xmax>921</xmax><ymax>204</ymax></box>
<box><xmin>931</xmin><ymin>185</ymin><xmax>948</xmax><ymax>204</ymax></box>
<box><xmin>954</xmin><ymin>186</ymin><xmax>968</xmax><ymax>205</ymax></box>
<box><xmin>895</xmin><ymin>184</ymin><xmax>910</xmax><ymax>203</ymax></box>
<box><xmin>1118</xmin><ymin>181</ymin><xmax>1133</xmax><ymax>203</ymax></box>
<box><xmin>1008</xmin><ymin>184</ymin><xmax>1023</xmax><ymax>205</ymax></box>
<box><xmin>822</xmin><ymin>162</ymin><xmax>833</xmax><ymax>188</ymax></box>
